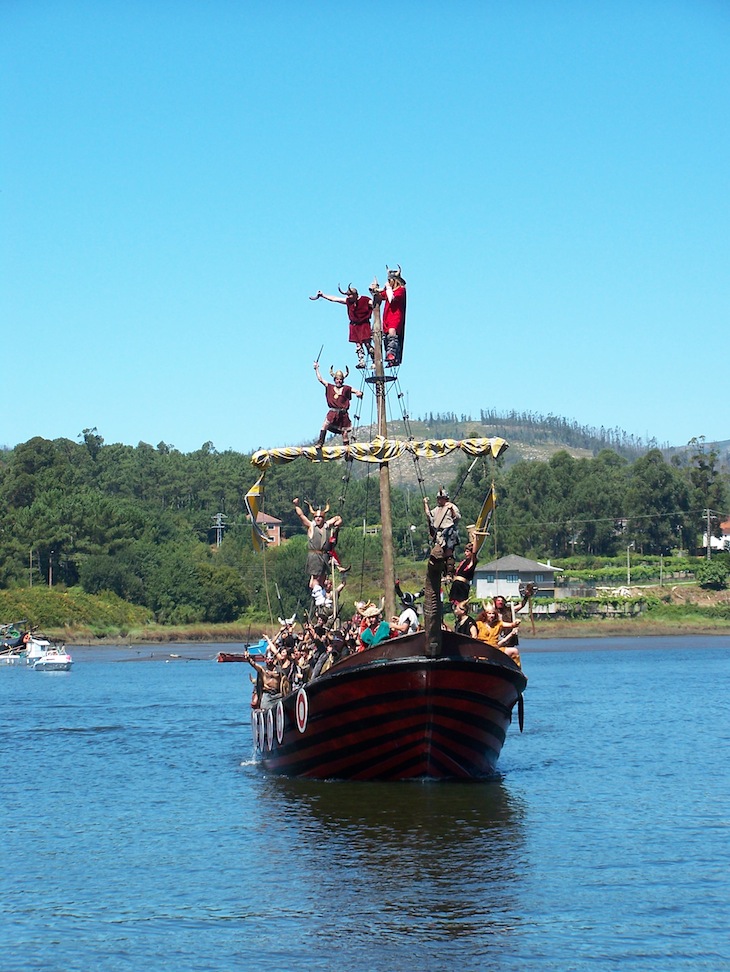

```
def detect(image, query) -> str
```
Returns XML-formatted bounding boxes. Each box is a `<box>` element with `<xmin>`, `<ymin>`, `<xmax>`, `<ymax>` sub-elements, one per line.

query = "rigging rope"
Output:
<box><xmin>389</xmin><ymin>371</ymin><xmax>428</xmax><ymax>503</ymax></box>
<box><xmin>354</xmin><ymin>369</ymin><xmax>380</xmax><ymax>602</ymax></box>
<box><xmin>262</xmin><ymin>542</ymin><xmax>275</xmax><ymax>627</ymax></box>
<box><xmin>336</xmin><ymin>366</ymin><xmax>369</xmax><ymax>510</ymax></box>
<box><xmin>381</xmin><ymin>368</ymin><xmax>431</xmax><ymax>586</ymax></box>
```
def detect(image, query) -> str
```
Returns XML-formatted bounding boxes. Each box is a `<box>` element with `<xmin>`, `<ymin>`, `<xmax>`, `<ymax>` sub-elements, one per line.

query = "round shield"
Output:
<box><xmin>295</xmin><ymin>687</ymin><xmax>309</xmax><ymax>734</ymax></box>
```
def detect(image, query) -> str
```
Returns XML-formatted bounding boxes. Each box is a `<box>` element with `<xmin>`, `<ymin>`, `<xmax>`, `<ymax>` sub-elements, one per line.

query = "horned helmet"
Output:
<box><xmin>330</xmin><ymin>365</ymin><xmax>349</xmax><ymax>382</ymax></box>
<box><xmin>386</xmin><ymin>263</ymin><xmax>405</xmax><ymax>286</ymax></box>
<box><xmin>306</xmin><ymin>501</ymin><xmax>331</xmax><ymax>520</ymax></box>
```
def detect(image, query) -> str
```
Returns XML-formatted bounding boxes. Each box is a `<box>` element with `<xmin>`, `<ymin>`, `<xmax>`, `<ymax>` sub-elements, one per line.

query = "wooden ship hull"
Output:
<box><xmin>250</xmin><ymin>630</ymin><xmax>526</xmax><ymax>780</ymax></box>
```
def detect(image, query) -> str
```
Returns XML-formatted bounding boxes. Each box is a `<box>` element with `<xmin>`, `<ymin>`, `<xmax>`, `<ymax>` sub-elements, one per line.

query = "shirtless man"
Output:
<box><xmin>244</xmin><ymin>649</ymin><xmax>283</xmax><ymax>709</ymax></box>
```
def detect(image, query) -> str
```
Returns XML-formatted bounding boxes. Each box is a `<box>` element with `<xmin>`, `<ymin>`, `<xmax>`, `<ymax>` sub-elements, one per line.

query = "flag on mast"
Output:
<box><xmin>244</xmin><ymin>475</ymin><xmax>271</xmax><ymax>551</ymax></box>
<box><xmin>471</xmin><ymin>485</ymin><xmax>496</xmax><ymax>556</ymax></box>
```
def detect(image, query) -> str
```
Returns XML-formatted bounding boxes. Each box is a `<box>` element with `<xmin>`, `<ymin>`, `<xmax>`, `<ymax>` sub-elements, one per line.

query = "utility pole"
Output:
<box><xmin>705</xmin><ymin>508</ymin><xmax>712</xmax><ymax>560</ymax></box>
<box><xmin>212</xmin><ymin>512</ymin><xmax>228</xmax><ymax>548</ymax></box>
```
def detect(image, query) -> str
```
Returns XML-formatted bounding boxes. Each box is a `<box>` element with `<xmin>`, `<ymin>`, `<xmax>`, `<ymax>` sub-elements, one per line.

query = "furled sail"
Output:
<box><xmin>251</xmin><ymin>435</ymin><xmax>508</xmax><ymax>469</ymax></box>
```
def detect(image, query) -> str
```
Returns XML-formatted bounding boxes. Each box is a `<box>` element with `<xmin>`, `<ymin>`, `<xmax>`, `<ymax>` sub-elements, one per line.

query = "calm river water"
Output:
<box><xmin>2</xmin><ymin>636</ymin><xmax>729</xmax><ymax>972</ymax></box>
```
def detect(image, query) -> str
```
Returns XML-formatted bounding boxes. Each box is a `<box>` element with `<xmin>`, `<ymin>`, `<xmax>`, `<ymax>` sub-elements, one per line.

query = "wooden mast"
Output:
<box><xmin>369</xmin><ymin>291</ymin><xmax>397</xmax><ymax>621</ymax></box>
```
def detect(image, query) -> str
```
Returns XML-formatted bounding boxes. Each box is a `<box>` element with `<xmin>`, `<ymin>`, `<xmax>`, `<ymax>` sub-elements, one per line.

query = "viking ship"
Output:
<box><xmin>245</xmin><ymin>281</ymin><xmax>527</xmax><ymax>780</ymax></box>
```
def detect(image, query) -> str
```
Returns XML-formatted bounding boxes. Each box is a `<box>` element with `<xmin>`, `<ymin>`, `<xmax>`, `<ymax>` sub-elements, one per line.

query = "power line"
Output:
<box><xmin>515</xmin><ymin>508</ymin><xmax>726</xmax><ymax>530</ymax></box>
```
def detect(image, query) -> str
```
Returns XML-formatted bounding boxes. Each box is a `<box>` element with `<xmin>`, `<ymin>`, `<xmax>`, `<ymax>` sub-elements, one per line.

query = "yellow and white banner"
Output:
<box><xmin>471</xmin><ymin>485</ymin><xmax>496</xmax><ymax>556</ymax></box>
<box><xmin>244</xmin><ymin>475</ymin><xmax>271</xmax><ymax>552</ymax></box>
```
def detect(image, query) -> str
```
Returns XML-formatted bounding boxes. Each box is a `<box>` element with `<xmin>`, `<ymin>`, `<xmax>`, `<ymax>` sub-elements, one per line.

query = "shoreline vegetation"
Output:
<box><xmin>5</xmin><ymin>580</ymin><xmax>729</xmax><ymax>647</ymax></box>
<box><xmin>52</xmin><ymin>614</ymin><xmax>730</xmax><ymax>647</ymax></box>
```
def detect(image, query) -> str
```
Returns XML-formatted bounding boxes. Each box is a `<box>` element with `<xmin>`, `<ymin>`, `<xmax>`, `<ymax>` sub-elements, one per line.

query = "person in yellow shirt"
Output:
<box><xmin>475</xmin><ymin>606</ymin><xmax>521</xmax><ymax>665</ymax></box>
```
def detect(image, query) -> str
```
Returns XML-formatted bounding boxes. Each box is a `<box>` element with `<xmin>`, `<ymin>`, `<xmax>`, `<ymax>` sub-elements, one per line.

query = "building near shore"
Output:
<box><xmin>473</xmin><ymin>554</ymin><xmax>562</xmax><ymax>601</ymax></box>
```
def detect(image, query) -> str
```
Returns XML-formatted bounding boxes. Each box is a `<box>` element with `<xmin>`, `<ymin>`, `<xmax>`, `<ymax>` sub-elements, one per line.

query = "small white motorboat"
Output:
<box><xmin>32</xmin><ymin>646</ymin><xmax>73</xmax><ymax>672</ymax></box>
<box><xmin>26</xmin><ymin>636</ymin><xmax>73</xmax><ymax>672</ymax></box>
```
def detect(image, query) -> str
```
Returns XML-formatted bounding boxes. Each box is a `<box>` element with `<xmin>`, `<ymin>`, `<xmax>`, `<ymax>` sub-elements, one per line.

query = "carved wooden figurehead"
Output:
<box><xmin>424</xmin><ymin>543</ymin><xmax>446</xmax><ymax>658</ymax></box>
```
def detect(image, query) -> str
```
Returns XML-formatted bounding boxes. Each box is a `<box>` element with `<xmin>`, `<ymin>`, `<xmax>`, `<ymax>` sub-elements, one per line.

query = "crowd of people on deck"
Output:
<box><xmin>246</xmin><ymin>576</ymin><xmax>533</xmax><ymax>710</ymax></box>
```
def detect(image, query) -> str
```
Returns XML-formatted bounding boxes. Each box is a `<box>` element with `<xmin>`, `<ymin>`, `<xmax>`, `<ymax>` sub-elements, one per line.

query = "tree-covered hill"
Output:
<box><xmin>1</xmin><ymin>421</ymin><xmax>727</xmax><ymax>628</ymax></box>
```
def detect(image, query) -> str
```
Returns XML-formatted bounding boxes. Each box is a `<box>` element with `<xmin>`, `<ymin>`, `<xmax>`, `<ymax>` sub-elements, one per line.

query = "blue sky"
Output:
<box><xmin>3</xmin><ymin>1</ymin><xmax>728</xmax><ymax>455</ymax></box>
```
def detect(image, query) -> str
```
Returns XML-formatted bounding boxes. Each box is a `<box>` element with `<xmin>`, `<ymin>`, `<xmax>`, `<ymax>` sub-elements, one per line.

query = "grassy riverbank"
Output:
<box><xmin>521</xmin><ymin>617</ymin><xmax>730</xmax><ymax>640</ymax></box>
<box><xmin>6</xmin><ymin>583</ymin><xmax>729</xmax><ymax>646</ymax></box>
<box><xmin>52</xmin><ymin>612</ymin><xmax>730</xmax><ymax>646</ymax></box>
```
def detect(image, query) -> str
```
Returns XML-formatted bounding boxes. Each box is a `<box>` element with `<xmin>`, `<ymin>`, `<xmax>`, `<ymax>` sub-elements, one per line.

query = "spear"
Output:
<box><xmin>451</xmin><ymin>455</ymin><xmax>480</xmax><ymax>503</ymax></box>
<box><xmin>274</xmin><ymin>582</ymin><xmax>285</xmax><ymax>620</ymax></box>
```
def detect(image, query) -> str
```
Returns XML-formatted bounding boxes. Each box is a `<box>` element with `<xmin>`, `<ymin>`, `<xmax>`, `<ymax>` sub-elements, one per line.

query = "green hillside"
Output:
<box><xmin>1</xmin><ymin>418</ymin><xmax>727</xmax><ymax>634</ymax></box>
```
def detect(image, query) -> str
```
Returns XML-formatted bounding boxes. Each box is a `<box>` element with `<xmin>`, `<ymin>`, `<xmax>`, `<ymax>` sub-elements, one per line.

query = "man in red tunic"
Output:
<box><xmin>371</xmin><ymin>266</ymin><xmax>406</xmax><ymax>366</ymax></box>
<box><xmin>311</xmin><ymin>285</ymin><xmax>374</xmax><ymax>369</ymax></box>
<box><xmin>313</xmin><ymin>361</ymin><xmax>363</xmax><ymax>447</ymax></box>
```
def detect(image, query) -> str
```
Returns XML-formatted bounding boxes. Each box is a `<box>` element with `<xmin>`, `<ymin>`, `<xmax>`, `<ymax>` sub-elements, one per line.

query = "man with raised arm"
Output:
<box><xmin>311</xmin><ymin>285</ymin><xmax>374</xmax><ymax>370</ymax></box>
<box><xmin>292</xmin><ymin>497</ymin><xmax>343</xmax><ymax>587</ymax></box>
<box><xmin>313</xmin><ymin>361</ymin><xmax>363</xmax><ymax>448</ymax></box>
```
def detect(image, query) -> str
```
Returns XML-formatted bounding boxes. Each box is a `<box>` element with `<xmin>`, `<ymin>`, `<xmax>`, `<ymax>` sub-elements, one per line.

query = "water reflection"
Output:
<box><xmin>253</xmin><ymin>776</ymin><xmax>527</xmax><ymax>951</ymax></box>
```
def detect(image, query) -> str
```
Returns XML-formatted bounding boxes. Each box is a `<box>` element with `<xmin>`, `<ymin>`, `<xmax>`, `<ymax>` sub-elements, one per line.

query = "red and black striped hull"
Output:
<box><xmin>250</xmin><ymin>631</ymin><xmax>527</xmax><ymax>780</ymax></box>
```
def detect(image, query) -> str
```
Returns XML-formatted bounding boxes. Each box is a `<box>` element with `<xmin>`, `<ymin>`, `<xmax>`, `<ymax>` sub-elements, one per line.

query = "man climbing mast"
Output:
<box><xmin>424</xmin><ymin>488</ymin><xmax>461</xmax><ymax>583</ymax></box>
